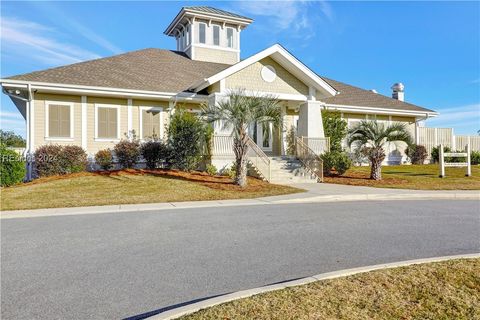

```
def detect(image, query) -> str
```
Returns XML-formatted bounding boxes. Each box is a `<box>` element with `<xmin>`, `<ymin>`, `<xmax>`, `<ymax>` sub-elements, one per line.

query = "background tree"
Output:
<box><xmin>348</xmin><ymin>120</ymin><xmax>412</xmax><ymax>180</ymax></box>
<box><xmin>0</xmin><ymin>130</ymin><xmax>26</xmax><ymax>147</ymax></box>
<box><xmin>201</xmin><ymin>90</ymin><xmax>282</xmax><ymax>188</ymax></box>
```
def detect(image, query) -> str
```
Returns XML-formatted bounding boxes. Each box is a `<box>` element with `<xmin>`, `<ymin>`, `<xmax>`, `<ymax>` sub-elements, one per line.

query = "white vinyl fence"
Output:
<box><xmin>417</xmin><ymin>127</ymin><xmax>480</xmax><ymax>159</ymax></box>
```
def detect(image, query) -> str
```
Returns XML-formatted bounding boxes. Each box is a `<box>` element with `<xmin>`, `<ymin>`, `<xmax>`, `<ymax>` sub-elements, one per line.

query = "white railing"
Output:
<box><xmin>300</xmin><ymin>137</ymin><xmax>330</xmax><ymax>155</ymax></box>
<box><xmin>212</xmin><ymin>134</ymin><xmax>271</xmax><ymax>181</ymax></box>
<box><xmin>246</xmin><ymin>136</ymin><xmax>271</xmax><ymax>181</ymax></box>
<box><xmin>296</xmin><ymin>137</ymin><xmax>323</xmax><ymax>182</ymax></box>
<box><xmin>212</xmin><ymin>134</ymin><xmax>234</xmax><ymax>156</ymax></box>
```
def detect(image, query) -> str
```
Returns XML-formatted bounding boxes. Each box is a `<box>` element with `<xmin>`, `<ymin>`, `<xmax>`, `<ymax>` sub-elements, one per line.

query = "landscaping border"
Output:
<box><xmin>149</xmin><ymin>253</ymin><xmax>480</xmax><ymax>320</ymax></box>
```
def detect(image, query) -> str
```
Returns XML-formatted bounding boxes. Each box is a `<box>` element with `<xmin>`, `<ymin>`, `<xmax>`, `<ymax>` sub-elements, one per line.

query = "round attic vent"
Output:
<box><xmin>261</xmin><ymin>65</ymin><xmax>276</xmax><ymax>83</ymax></box>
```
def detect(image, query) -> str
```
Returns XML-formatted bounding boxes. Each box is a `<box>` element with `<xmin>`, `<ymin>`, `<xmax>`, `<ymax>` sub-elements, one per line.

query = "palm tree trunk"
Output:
<box><xmin>370</xmin><ymin>159</ymin><xmax>382</xmax><ymax>180</ymax></box>
<box><xmin>233</xmin><ymin>128</ymin><xmax>249</xmax><ymax>188</ymax></box>
<box><xmin>369</xmin><ymin>147</ymin><xmax>385</xmax><ymax>180</ymax></box>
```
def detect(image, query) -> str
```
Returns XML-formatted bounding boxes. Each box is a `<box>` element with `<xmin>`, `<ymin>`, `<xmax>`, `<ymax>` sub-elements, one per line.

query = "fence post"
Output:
<box><xmin>434</xmin><ymin>128</ymin><xmax>438</xmax><ymax>147</ymax></box>
<box><xmin>466</xmin><ymin>143</ymin><xmax>471</xmax><ymax>177</ymax></box>
<box><xmin>451</xmin><ymin>129</ymin><xmax>456</xmax><ymax>150</ymax></box>
<box><xmin>439</xmin><ymin>144</ymin><xmax>445</xmax><ymax>178</ymax></box>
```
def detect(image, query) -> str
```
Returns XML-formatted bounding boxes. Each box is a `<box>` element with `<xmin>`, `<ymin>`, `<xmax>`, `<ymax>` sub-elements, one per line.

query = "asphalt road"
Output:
<box><xmin>1</xmin><ymin>200</ymin><xmax>479</xmax><ymax>319</ymax></box>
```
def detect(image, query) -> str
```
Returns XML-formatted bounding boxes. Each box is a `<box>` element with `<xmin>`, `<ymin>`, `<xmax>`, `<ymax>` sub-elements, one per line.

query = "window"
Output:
<box><xmin>199</xmin><ymin>23</ymin><xmax>206</xmax><ymax>44</ymax></box>
<box><xmin>181</xmin><ymin>30</ymin><xmax>185</xmax><ymax>48</ymax></box>
<box><xmin>140</xmin><ymin>107</ymin><xmax>163</xmax><ymax>139</ymax></box>
<box><xmin>47</xmin><ymin>103</ymin><xmax>72</xmax><ymax>138</ymax></box>
<box><xmin>96</xmin><ymin>105</ymin><xmax>119</xmax><ymax>139</ymax></box>
<box><xmin>213</xmin><ymin>25</ymin><xmax>220</xmax><ymax>46</ymax></box>
<box><xmin>226</xmin><ymin>28</ymin><xmax>234</xmax><ymax>48</ymax></box>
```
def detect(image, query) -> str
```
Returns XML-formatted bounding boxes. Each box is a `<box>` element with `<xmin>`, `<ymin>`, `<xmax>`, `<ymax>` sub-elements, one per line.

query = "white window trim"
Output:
<box><xmin>44</xmin><ymin>100</ymin><xmax>74</xmax><ymax>141</ymax></box>
<box><xmin>139</xmin><ymin>106</ymin><xmax>164</xmax><ymax>141</ymax></box>
<box><xmin>94</xmin><ymin>103</ymin><xmax>121</xmax><ymax>142</ymax></box>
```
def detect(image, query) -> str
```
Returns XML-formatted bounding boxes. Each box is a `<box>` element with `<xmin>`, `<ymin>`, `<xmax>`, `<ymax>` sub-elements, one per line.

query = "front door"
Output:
<box><xmin>257</xmin><ymin>122</ymin><xmax>273</xmax><ymax>152</ymax></box>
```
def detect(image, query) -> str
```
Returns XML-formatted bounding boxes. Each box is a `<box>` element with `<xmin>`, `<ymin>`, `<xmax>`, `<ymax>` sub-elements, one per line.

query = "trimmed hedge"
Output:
<box><xmin>113</xmin><ymin>139</ymin><xmax>140</xmax><ymax>169</ymax></box>
<box><xmin>321</xmin><ymin>151</ymin><xmax>352</xmax><ymax>176</ymax></box>
<box><xmin>0</xmin><ymin>146</ymin><xmax>26</xmax><ymax>186</ymax></box>
<box><xmin>140</xmin><ymin>140</ymin><xmax>170</xmax><ymax>170</ymax></box>
<box><xmin>34</xmin><ymin>144</ymin><xmax>87</xmax><ymax>177</ymax></box>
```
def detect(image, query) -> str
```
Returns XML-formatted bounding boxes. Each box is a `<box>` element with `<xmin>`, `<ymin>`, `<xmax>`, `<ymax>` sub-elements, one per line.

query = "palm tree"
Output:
<box><xmin>347</xmin><ymin>120</ymin><xmax>412</xmax><ymax>180</ymax></box>
<box><xmin>201</xmin><ymin>90</ymin><xmax>282</xmax><ymax>188</ymax></box>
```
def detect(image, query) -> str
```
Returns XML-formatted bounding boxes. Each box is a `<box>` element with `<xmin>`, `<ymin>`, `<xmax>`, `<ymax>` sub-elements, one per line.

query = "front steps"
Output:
<box><xmin>268</xmin><ymin>156</ymin><xmax>319</xmax><ymax>184</ymax></box>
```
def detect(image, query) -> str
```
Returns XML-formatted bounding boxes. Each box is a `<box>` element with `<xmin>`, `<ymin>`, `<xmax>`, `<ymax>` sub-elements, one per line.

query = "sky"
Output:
<box><xmin>1</xmin><ymin>1</ymin><xmax>479</xmax><ymax>137</ymax></box>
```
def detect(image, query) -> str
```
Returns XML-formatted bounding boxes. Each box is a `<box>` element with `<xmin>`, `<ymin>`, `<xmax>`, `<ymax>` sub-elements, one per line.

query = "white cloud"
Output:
<box><xmin>231</xmin><ymin>0</ymin><xmax>333</xmax><ymax>38</ymax></box>
<box><xmin>30</xmin><ymin>2</ymin><xmax>122</xmax><ymax>54</ymax></box>
<box><xmin>427</xmin><ymin>104</ymin><xmax>480</xmax><ymax>133</ymax></box>
<box><xmin>0</xmin><ymin>109</ymin><xmax>25</xmax><ymax>132</ymax></box>
<box><xmin>1</xmin><ymin>17</ymin><xmax>101</xmax><ymax>65</ymax></box>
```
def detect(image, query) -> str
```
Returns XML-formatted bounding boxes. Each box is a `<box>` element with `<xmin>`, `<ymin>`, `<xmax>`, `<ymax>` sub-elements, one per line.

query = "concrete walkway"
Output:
<box><xmin>1</xmin><ymin>183</ymin><xmax>478</xmax><ymax>219</ymax></box>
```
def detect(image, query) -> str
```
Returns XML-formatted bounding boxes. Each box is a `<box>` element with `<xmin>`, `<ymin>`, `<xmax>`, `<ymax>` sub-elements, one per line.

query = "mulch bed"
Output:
<box><xmin>22</xmin><ymin>169</ymin><xmax>273</xmax><ymax>192</ymax></box>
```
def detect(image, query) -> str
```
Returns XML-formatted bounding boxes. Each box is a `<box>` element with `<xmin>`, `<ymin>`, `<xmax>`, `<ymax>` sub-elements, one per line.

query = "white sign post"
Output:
<box><xmin>439</xmin><ymin>143</ymin><xmax>471</xmax><ymax>178</ymax></box>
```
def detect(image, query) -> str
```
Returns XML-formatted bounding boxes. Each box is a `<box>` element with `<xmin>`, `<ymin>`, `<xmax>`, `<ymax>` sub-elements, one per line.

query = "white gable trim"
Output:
<box><xmin>189</xmin><ymin>44</ymin><xmax>338</xmax><ymax>97</ymax></box>
<box><xmin>323</xmin><ymin>103</ymin><xmax>438</xmax><ymax>118</ymax></box>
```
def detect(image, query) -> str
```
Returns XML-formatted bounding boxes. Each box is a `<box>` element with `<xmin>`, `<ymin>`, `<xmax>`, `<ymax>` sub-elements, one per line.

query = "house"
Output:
<box><xmin>1</xmin><ymin>6</ymin><xmax>438</xmax><ymax>182</ymax></box>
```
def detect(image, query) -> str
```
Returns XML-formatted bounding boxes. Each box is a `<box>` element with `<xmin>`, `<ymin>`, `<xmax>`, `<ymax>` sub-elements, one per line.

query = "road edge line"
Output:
<box><xmin>150</xmin><ymin>253</ymin><xmax>480</xmax><ymax>320</ymax></box>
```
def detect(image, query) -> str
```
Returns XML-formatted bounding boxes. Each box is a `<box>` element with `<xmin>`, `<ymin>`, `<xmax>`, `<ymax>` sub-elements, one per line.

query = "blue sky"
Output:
<box><xmin>1</xmin><ymin>1</ymin><xmax>479</xmax><ymax>137</ymax></box>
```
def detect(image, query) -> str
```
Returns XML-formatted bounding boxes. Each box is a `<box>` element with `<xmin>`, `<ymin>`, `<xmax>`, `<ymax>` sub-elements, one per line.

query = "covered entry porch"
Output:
<box><xmin>209</xmin><ymin>98</ymin><xmax>330</xmax><ymax>183</ymax></box>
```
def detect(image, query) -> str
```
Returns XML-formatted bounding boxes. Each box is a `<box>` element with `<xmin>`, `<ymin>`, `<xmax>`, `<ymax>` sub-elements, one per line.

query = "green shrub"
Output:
<box><xmin>114</xmin><ymin>139</ymin><xmax>140</xmax><ymax>169</ymax></box>
<box><xmin>167</xmin><ymin>109</ymin><xmax>206</xmax><ymax>171</ymax></box>
<box><xmin>322</xmin><ymin>111</ymin><xmax>348</xmax><ymax>153</ymax></box>
<box><xmin>0</xmin><ymin>146</ymin><xmax>26</xmax><ymax>186</ymax></box>
<box><xmin>140</xmin><ymin>140</ymin><xmax>170</xmax><ymax>170</ymax></box>
<box><xmin>95</xmin><ymin>149</ymin><xmax>114</xmax><ymax>170</ymax></box>
<box><xmin>471</xmin><ymin>151</ymin><xmax>480</xmax><ymax>165</ymax></box>
<box><xmin>34</xmin><ymin>144</ymin><xmax>87</xmax><ymax>176</ymax></box>
<box><xmin>222</xmin><ymin>163</ymin><xmax>236</xmax><ymax>179</ymax></box>
<box><xmin>61</xmin><ymin>145</ymin><xmax>88</xmax><ymax>173</ymax></box>
<box><xmin>335</xmin><ymin>152</ymin><xmax>352</xmax><ymax>175</ymax></box>
<box><xmin>286</xmin><ymin>126</ymin><xmax>296</xmax><ymax>155</ymax></box>
<box><xmin>206</xmin><ymin>164</ymin><xmax>217</xmax><ymax>176</ymax></box>
<box><xmin>405</xmin><ymin>144</ymin><xmax>428</xmax><ymax>164</ymax></box>
<box><xmin>321</xmin><ymin>151</ymin><xmax>351</xmax><ymax>176</ymax></box>
<box><xmin>430</xmin><ymin>146</ymin><xmax>449</xmax><ymax>163</ymax></box>
<box><xmin>431</xmin><ymin>146</ymin><xmax>466</xmax><ymax>163</ymax></box>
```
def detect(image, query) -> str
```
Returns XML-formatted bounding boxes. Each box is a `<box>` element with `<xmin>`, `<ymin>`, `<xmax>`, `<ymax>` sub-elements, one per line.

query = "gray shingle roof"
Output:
<box><xmin>5</xmin><ymin>48</ymin><xmax>230</xmax><ymax>93</ymax></box>
<box><xmin>321</xmin><ymin>77</ymin><xmax>435</xmax><ymax>113</ymax></box>
<box><xmin>4</xmin><ymin>47</ymin><xmax>434</xmax><ymax>114</ymax></box>
<box><xmin>184</xmin><ymin>6</ymin><xmax>252</xmax><ymax>21</ymax></box>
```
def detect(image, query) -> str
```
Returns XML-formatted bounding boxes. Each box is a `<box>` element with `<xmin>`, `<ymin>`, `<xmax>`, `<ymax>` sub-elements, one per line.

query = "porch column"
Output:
<box><xmin>297</xmin><ymin>100</ymin><xmax>324</xmax><ymax>138</ymax></box>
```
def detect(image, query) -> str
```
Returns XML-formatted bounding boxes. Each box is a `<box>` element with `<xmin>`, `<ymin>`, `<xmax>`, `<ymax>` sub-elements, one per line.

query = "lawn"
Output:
<box><xmin>324</xmin><ymin>164</ymin><xmax>480</xmax><ymax>190</ymax></box>
<box><xmin>0</xmin><ymin>169</ymin><xmax>304</xmax><ymax>211</ymax></box>
<box><xmin>180</xmin><ymin>258</ymin><xmax>480</xmax><ymax>320</ymax></box>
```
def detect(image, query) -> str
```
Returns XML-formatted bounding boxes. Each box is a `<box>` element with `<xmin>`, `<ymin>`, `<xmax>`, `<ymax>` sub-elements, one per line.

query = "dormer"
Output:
<box><xmin>164</xmin><ymin>6</ymin><xmax>253</xmax><ymax>65</ymax></box>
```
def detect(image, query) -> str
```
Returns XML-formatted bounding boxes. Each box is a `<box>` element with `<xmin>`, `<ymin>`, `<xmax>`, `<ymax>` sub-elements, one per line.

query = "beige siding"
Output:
<box><xmin>225</xmin><ymin>57</ymin><xmax>309</xmax><ymax>96</ymax></box>
<box><xmin>194</xmin><ymin>47</ymin><xmax>238</xmax><ymax>65</ymax></box>
<box><xmin>86</xmin><ymin>97</ymin><xmax>127</xmax><ymax>154</ymax></box>
<box><xmin>33</xmin><ymin>93</ymin><xmax>82</xmax><ymax>149</ymax></box>
<box><xmin>132</xmin><ymin>99</ymin><xmax>169</xmax><ymax>140</ymax></box>
<box><xmin>207</xmin><ymin>81</ymin><xmax>221</xmax><ymax>94</ymax></box>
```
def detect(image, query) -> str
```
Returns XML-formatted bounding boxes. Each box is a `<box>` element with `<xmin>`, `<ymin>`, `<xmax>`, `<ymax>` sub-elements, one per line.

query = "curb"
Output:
<box><xmin>1</xmin><ymin>192</ymin><xmax>478</xmax><ymax>219</ymax></box>
<box><xmin>149</xmin><ymin>253</ymin><xmax>480</xmax><ymax>320</ymax></box>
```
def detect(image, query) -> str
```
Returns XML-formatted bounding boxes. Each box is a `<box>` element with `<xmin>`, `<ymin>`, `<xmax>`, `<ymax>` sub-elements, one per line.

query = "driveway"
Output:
<box><xmin>1</xmin><ymin>200</ymin><xmax>479</xmax><ymax>319</ymax></box>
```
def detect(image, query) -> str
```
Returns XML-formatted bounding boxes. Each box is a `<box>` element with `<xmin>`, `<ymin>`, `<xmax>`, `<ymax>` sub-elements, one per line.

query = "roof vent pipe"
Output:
<box><xmin>391</xmin><ymin>82</ymin><xmax>404</xmax><ymax>101</ymax></box>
